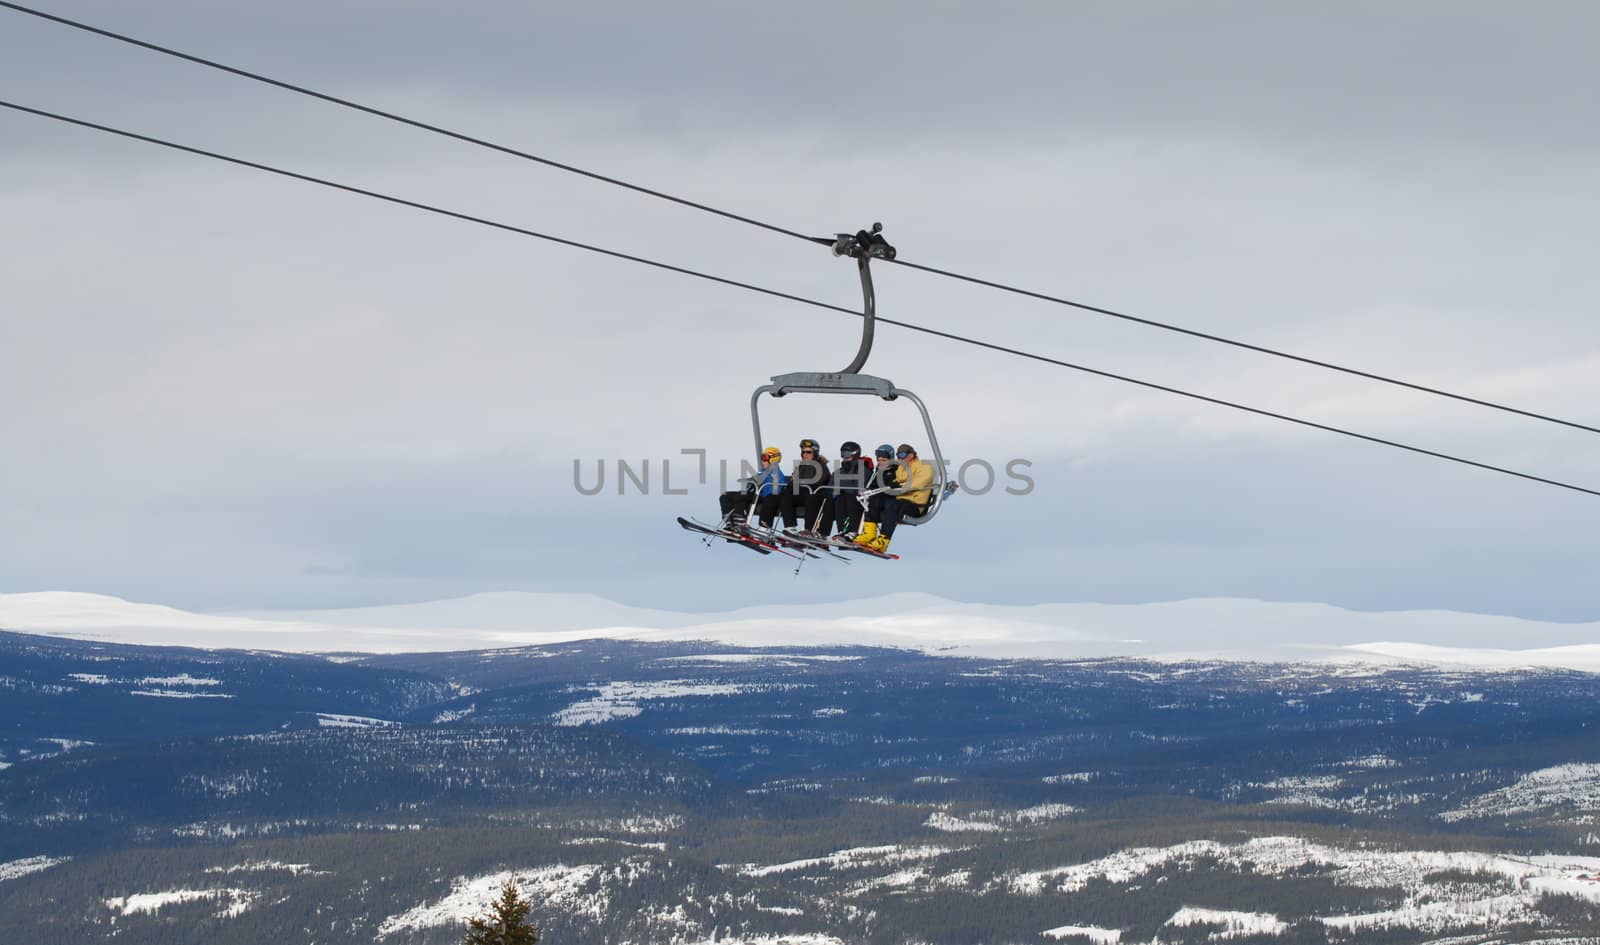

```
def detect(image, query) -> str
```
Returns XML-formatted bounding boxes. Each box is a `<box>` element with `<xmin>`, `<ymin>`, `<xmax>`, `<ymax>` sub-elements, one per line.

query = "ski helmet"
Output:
<box><xmin>799</xmin><ymin>438</ymin><xmax>819</xmax><ymax>453</ymax></box>
<box><xmin>839</xmin><ymin>441</ymin><xmax>861</xmax><ymax>458</ymax></box>
<box><xmin>874</xmin><ymin>443</ymin><xmax>894</xmax><ymax>458</ymax></box>
<box><xmin>761</xmin><ymin>446</ymin><xmax>782</xmax><ymax>462</ymax></box>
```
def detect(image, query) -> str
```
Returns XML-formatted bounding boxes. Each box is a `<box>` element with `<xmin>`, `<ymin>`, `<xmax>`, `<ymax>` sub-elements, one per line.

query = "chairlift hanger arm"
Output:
<box><xmin>808</xmin><ymin>223</ymin><xmax>895</xmax><ymax>375</ymax></box>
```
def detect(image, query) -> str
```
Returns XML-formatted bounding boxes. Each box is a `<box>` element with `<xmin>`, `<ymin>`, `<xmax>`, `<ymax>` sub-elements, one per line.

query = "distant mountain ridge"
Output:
<box><xmin>6</xmin><ymin>627</ymin><xmax>1600</xmax><ymax>944</ymax></box>
<box><xmin>3</xmin><ymin>590</ymin><xmax>1600</xmax><ymax>670</ymax></box>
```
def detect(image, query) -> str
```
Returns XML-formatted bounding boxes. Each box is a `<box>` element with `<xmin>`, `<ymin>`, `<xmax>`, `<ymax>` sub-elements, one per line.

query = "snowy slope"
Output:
<box><xmin>2</xmin><ymin>591</ymin><xmax>1598</xmax><ymax>669</ymax></box>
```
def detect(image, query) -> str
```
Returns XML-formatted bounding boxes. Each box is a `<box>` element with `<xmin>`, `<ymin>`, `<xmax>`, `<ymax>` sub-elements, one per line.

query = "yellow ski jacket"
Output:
<box><xmin>895</xmin><ymin>458</ymin><xmax>936</xmax><ymax>507</ymax></box>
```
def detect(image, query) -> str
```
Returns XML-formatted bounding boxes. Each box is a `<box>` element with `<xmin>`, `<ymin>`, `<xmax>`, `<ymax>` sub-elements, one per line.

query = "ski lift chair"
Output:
<box><xmin>749</xmin><ymin>224</ymin><xmax>954</xmax><ymax>526</ymax></box>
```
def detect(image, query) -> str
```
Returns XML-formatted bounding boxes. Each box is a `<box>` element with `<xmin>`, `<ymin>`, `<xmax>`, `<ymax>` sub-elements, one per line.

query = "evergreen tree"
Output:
<box><xmin>461</xmin><ymin>877</ymin><xmax>540</xmax><ymax>945</ymax></box>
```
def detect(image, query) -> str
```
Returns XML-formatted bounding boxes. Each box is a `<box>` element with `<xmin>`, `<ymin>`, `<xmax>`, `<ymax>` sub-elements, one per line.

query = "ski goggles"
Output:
<box><xmin>896</xmin><ymin>449</ymin><xmax>912</xmax><ymax>459</ymax></box>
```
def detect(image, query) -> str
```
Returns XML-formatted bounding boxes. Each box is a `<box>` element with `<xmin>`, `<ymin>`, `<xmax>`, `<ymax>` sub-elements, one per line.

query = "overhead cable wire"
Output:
<box><xmin>0</xmin><ymin>0</ymin><xmax>811</xmax><ymax>243</ymax></box>
<box><xmin>4</xmin><ymin>0</ymin><xmax>1594</xmax><ymax>440</ymax></box>
<box><xmin>4</xmin><ymin>98</ymin><xmax>1598</xmax><ymax>502</ymax></box>
<box><xmin>8</xmin><ymin>1</ymin><xmax>1596</xmax><ymax>445</ymax></box>
<box><xmin>884</xmin><ymin>256</ymin><xmax>1600</xmax><ymax>437</ymax></box>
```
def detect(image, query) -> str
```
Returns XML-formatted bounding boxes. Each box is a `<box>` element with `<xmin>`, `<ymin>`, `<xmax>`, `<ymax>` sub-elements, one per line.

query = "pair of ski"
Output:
<box><xmin>675</xmin><ymin>517</ymin><xmax>850</xmax><ymax>562</ymax></box>
<box><xmin>676</xmin><ymin>517</ymin><xmax>898</xmax><ymax>561</ymax></box>
<box><xmin>780</xmin><ymin>527</ymin><xmax>900</xmax><ymax>561</ymax></box>
<box><xmin>677</xmin><ymin>516</ymin><xmax>787</xmax><ymax>556</ymax></box>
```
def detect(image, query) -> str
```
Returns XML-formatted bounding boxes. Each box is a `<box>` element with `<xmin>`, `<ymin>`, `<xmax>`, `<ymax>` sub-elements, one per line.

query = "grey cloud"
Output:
<box><xmin>7</xmin><ymin>2</ymin><xmax>1600</xmax><ymax>150</ymax></box>
<box><xmin>3</xmin><ymin>2</ymin><xmax>1599</xmax><ymax>619</ymax></box>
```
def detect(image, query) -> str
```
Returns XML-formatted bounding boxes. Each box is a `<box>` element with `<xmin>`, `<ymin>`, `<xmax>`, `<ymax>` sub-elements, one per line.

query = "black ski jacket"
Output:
<box><xmin>786</xmin><ymin>456</ymin><xmax>832</xmax><ymax>495</ymax></box>
<box><xmin>833</xmin><ymin>457</ymin><xmax>874</xmax><ymax>492</ymax></box>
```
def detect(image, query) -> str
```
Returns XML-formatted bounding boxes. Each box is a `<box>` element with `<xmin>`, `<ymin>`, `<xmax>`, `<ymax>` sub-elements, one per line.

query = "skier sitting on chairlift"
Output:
<box><xmin>778</xmin><ymin>437</ymin><xmax>832</xmax><ymax>536</ymax></box>
<box><xmin>854</xmin><ymin>443</ymin><xmax>935</xmax><ymax>554</ymax></box>
<box><xmin>719</xmin><ymin>446</ymin><xmax>787</xmax><ymax>529</ymax></box>
<box><xmin>829</xmin><ymin>441</ymin><xmax>877</xmax><ymax>540</ymax></box>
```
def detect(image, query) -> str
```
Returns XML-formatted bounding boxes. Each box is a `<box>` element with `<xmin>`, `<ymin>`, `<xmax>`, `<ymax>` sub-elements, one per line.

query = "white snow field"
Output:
<box><xmin>1003</xmin><ymin>836</ymin><xmax>1600</xmax><ymax>938</ymax></box>
<box><xmin>1440</xmin><ymin>763</ymin><xmax>1600</xmax><ymax>823</ymax></box>
<box><xmin>3</xmin><ymin>591</ymin><xmax>1600</xmax><ymax>669</ymax></box>
<box><xmin>104</xmin><ymin>887</ymin><xmax>259</xmax><ymax>919</ymax></box>
<box><xmin>362</xmin><ymin>838</ymin><xmax>1600</xmax><ymax>942</ymax></box>
<box><xmin>377</xmin><ymin>862</ymin><xmax>701</xmax><ymax>939</ymax></box>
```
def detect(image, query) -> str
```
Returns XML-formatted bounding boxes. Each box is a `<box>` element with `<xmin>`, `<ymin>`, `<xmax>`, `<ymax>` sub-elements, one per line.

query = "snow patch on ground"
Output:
<box><xmin>739</xmin><ymin>844</ymin><xmax>957</xmax><ymax>879</ymax></box>
<box><xmin>1254</xmin><ymin>774</ymin><xmax>1346</xmax><ymax>808</ymax></box>
<box><xmin>1321</xmin><ymin>894</ymin><xmax>1539</xmax><ymax>935</ymax></box>
<box><xmin>1005</xmin><ymin>835</ymin><xmax>1600</xmax><ymax>935</ymax></box>
<box><xmin>924</xmin><ymin>812</ymin><xmax>1006</xmax><ymax>833</ymax></box>
<box><xmin>554</xmin><ymin>680</ymin><xmax>781</xmax><ymax>726</ymax></box>
<box><xmin>1166</xmin><ymin>906</ymin><xmax>1289</xmax><ymax>937</ymax></box>
<box><xmin>433</xmin><ymin>705</ymin><xmax>476</xmax><ymax>723</ymax></box>
<box><xmin>105</xmin><ymin>888</ymin><xmax>258</xmax><ymax>919</ymax></box>
<box><xmin>679</xmin><ymin>936</ymin><xmax>844</xmax><ymax>945</ymax></box>
<box><xmin>961</xmin><ymin>804</ymin><xmax>1081</xmax><ymax>827</ymax></box>
<box><xmin>744</xmin><ymin>779</ymin><xmax>825</xmax><ymax>796</ymax></box>
<box><xmin>37</xmin><ymin>737</ymin><xmax>94</xmax><ymax>753</ymax></box>
<box><xmin>845</xmin><ymin>866</ymin><xmax>930</xmax><ymax>897</ymax></box>
<box><xmin>130</xmin><ymin>688</ymin><xmax>233</xmax><ymax>699</ymax></box>
<box><xmin>1043</xmin><ymin>771</ymin><xmax>1100</xmax><ymax>784</ymax></box>
<box><xmin>204</xmin><ymin>860</ymin><xmax>325</xmax><ymax>876</ymax></box>
<box><xmin>564</xmin><ymin>837</ymin><xmax>667</xmax><ymax>851</ymax></box>
<box><xmin>1441</xmin><ymin>763</ymin><xmax>1600</xmax><ymax>822</ymax></box>
<box><xmin>0</xmin><ymin>856</ymin><xmax>67</xmax><ymax>883</ymax></box>
<box><xmin>1042</xmin><ymin>925</ymin><xmax>1121</xmax><ymax>943</ymax></box>
<box><xmin>1007</xmin><ymin>803</ymin><xmax>1081</xmax><ymax>824</ymax></box>
<box><xmin>69</xmin><ymin>672</ymin><xmax>220</xmax><ymax>689</ymax></box>
<box><xmin>377</xmin><ymin>865</ymin><xmax>604</xmax><ymax>937</ymax></box>
<box><xmin>1341</xmin><ymin>754</ymin><xmax>1400</xmax><ymax>769</ymax></box>
<box><xmin>138</xmin><ymin>674</ymin><xmax>220</xmax><ymax>686</ymax></box>
<box><xmin>315</xmin><ymin>712</ymin><xmax>399</xmax><ymax>728</ymax></box>
<box><xmin>1259</xmin><ymin>775</ymin><xmax>1343</xmax><ymax>791</ymax></box>
<box><xmin>0</xmin><ymin>675</ymin><xmax>71</xmax><ymax>695</ymax></box>
<box><xmin>558</xmin><ymin>701</ymin><xmax>636</xmax><ymax>725</ymax></box>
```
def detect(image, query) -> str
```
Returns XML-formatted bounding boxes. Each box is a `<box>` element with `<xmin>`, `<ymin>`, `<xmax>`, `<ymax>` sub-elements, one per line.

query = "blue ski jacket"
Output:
<box><xmin>754</xmin><ymin>465</ymin><xmax>788</xmax><ymax>497</ymax></box>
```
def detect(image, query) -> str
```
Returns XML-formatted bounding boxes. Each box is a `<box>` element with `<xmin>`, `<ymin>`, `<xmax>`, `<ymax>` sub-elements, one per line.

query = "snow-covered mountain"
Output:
<box><xmin>2</xmin><ymin>590</ymin><xmax>1599</xmax><ymax>670</ymax></box>
<box><xmin>8</xmin><ymin>618</ymin><xmax>1600</xmax><ymax>944</ymax></box>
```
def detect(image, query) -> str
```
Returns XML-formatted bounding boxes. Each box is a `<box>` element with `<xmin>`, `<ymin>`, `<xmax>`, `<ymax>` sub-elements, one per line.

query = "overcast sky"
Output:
<box><xmin>3</xmin><ymin>1</ymin><xmax>1599</xmax><ymax>618</ymax></box>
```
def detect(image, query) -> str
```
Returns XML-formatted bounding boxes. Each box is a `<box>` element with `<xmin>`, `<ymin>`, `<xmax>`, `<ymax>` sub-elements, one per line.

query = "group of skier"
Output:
<box><xmin>718</xmin><ymin>438</ymin><xmax>935</xmax><ymax>554</ymax></box>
